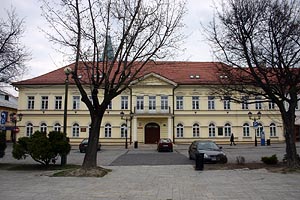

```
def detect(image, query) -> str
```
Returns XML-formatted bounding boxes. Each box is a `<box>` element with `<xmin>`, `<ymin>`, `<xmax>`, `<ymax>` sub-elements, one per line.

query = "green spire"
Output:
<box><xmin>100</xmin><ymin>35</ymin><xmax>114</xmax><ymax>61</ymax></box>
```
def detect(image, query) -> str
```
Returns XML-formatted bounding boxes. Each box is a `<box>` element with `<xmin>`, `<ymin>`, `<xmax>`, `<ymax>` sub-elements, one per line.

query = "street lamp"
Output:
<box><xmin>9</xmin><ymin>113</ymin><xmax>23</xmax><ymax>144</ymax></box>
<box><xmin>248</xmin><ymin>111</ymin><xmax>262</xmax><ymax>146</ymax></box>
<box><xmin>120</xmin><ymin>111</ymin><xmax>133</xmax><ymax>149</ymax></box>
<box><xmin>61</xmin><ymin>66</ymin><xmax>72</xmax><ymax>166</ymax></box>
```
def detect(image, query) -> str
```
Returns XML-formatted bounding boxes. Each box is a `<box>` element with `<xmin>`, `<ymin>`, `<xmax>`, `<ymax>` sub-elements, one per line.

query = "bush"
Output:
<box><xmin>261</xmin><ymin>154</ymin><xmax>278</xmax><ymax>165</ymax></box>
<box><xmin>0</xmin><ymin>131</ymin><xmax>7</xmax><ymax>158</ymax></box>
<box><xmin>12</xmin><ymin>131</ymin><xmax>71</xmax><ymax>166</ymax></box>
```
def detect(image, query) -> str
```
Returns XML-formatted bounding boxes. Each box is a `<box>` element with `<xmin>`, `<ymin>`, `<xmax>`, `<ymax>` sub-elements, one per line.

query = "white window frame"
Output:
<box><xmin>149</xmin><ymin>96</ymin><xmax>156</xmax><ymax>111</ymax></box>
<box><xmin>55</xmin><ymin>96</ymin><xmax>62</xmax><ymax>110</ymax></box>
<box><xmin>121</xmin><ymin>96</ymin><xmax>128</xmax><ymax>110</ymax></box>
<box><xmin>40</xmin><ymin>123</ymin><xmax>47</xmax><ymax>133</ymax></box>
<box><xmin>192</xmin><ymin>123</ymin><xmax>200</xmax><ymax>137</ymax></box>
<box><xmin>136</xmin><ymin>96</ymin><xmax>144</xmax><ymax>110</ymax></box>
<box><xmin>223</xmin><ymin>96</ymin><xmax>231</xmax><ymax>110</ymax></box>
<box><xmin>270</xmin><ymin>123</ymin><xmax>276</xmax><ymax>137</ymax></box>
<box><xmin>105</xmin><ymin>123</ymin><xmax>112</xmax><ymax>138</ymax></box>
<box><xmin>224</xmin><ymin>123</ymin><xmax>231</xmax><ymax>137</ymax></box>
<box><xmin>176</xmin><ymin>123</ymin><xmax>184</xmax><ymax>137</ymax></box>
<box><xmin>208</xmin><ymin>96</ymin><xmax>215</xmax><ymax>110</ymax></box>
<box><xmin>243</xmin><ymin>123</ymin><xmax>250</xmax><ymax>137</ymax></box>
<box><xmin>54</xmin><ymin>123</ymin><xmax>61</xmax><ymax>132</ymax></box>
<box><xmin>161</xmin><ymin>96</ymin><xmax>168</xmax><ymax>111</ymax></box>
<box><xmin>72</xmin><ymin>123</ymin><xmax>80</xmax><ymax>137</ymax></box>
<box><xmin>176</xmin><ymin>96</ymin><xmax>184</xmax><ymax>110</ymax></box>
<box><xmin>192</xmin><ymin>96</ymin><xmax>199</xmax><ymax>110</ymax></box>
<box><xmin>26</xmin><ymin>123</ymin><xmax>33</xmax><ymax>137</ymax></box>
<box><xmin>120</xmin><ymin>123</ymin><xmax>127</xmax><ymax>138</ymax></box>
<box><xmin>27</xmin><ymin>96</ymin><xmax>35</xmax><ymax>110</ymax></box>
<box><xmin>209</xmin><ymin>123</ymin><xmax>215</xmax><ymax>137</ymax></box>
<box><xmin>73</xmin><ymin>96</ymin><xmax>80</xmax><ymax>110</ymax></box>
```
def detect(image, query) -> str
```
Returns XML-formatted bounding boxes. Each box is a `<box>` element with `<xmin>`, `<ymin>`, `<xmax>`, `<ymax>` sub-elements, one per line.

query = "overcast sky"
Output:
<box><xmin>1</xmin><ymin>0</ymin><xmax>217</xmax><ymax>92</ymax></box>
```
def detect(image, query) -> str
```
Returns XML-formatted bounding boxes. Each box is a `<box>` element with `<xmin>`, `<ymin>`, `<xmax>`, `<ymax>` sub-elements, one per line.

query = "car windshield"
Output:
<box><xmin>197</xmin><ymin>142</ymin><xmax>219</xmax><ymax>150</ymax></box>
<box><xmin>160</xmin><ymin>139</ymin><xmax>170</xmax><ymax>143</ymax></box>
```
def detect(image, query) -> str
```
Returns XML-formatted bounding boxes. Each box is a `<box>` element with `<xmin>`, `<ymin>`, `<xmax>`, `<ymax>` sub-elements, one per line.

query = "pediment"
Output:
<box><xmin>130</xmin><ymin>73</ymin><xmax>177</xmax><ymax>86</ymax></box>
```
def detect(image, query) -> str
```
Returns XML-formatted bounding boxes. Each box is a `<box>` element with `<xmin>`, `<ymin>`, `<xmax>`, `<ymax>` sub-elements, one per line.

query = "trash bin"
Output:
<box><xmin>195</xmin><ymin>152</ymin><xmax>204</xmax><ymax>170</ymax></box>
<box><xmin>134</xmin><ymin>141</ymin><xmax>138</xmax><ymax>149</ymax></box>
<box><xmin>267</xmin><ymin>139</ymin><xmax>271</xmax><ymax>146</ymax></box>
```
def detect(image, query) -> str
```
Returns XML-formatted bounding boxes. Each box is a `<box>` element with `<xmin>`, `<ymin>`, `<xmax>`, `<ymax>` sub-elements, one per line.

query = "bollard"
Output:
<box><xmin>195</xmin><ymin>152</ymin><xmax>204</xmax><ymax>170</ymax></box>
<box><xmin>134</xmin><ymin>141</ymin><xmax>138</xmax><ymax>149</ymax></box>
<box><xmin>267</xmin><ymin>139</ymin><xmax>271</xmax><ymax>146</ymax></box>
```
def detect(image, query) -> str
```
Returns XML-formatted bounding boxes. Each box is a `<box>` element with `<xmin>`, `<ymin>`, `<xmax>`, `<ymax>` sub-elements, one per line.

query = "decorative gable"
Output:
<box><xmin>131</xmin><ymin>73</ymin><xmax>177</xmax><ymax>87</ymax></box>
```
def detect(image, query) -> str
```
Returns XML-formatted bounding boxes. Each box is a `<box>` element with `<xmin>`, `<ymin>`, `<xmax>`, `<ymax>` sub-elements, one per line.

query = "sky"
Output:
<box><xmin>1</xmin><ymin>0</ymin><xmax>217</xmax><ymax>95</ymax></box>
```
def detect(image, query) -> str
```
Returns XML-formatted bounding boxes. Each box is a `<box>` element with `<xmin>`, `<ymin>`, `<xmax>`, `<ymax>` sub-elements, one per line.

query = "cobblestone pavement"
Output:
<box><xmin>0</xmin><ymin>143</ymin><xmax>300</xmax><ymax>200</ymax></box>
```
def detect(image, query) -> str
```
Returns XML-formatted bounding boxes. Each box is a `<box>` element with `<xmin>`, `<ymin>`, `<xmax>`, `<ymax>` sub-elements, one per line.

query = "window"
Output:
<box><xmin>55</xmin><ymin>96</ymin><xmax>62</xmax><ymax>110</ymax></box>
<box><xmin>256</xmin><ymin>123</ymin><xmax>263</xmax><ymax>137</ymax></box>
<box><xmin>269</xmin><ymin>101</ymin><xmax>275</xmax><ymax>110</ymax></box>
<box><xmin>121</xmin><ymin>96</ymin><xmax>128</xmax><ymax>110</ymax></box>
<box><xmin>176</xmin><ymin>123</ymin><xmax>184</xmax><ymax>137</ymax></box>
<box><xmin>192</xmin><ymin>96</ymin><xmax>199</xmax><ymax>110</ymax></box>
<box><xmin>192</xmin><ymin>123</ymin><xmax>200</xmax><ymax>137</ymax></box>
<box><xmin>176</xmin><ymin>96</ymin><xmax>183</xmax><ymax>110</ymax></box>
<box><xmin>73</xmin><ymin>96</ymin><xmax>80</xmax><ymax>110</ymax></box>
<box><xmin>120</xmin><ymin>124</ymin><xmax>127</xmax><ymax>138</ymax></box>
<box><xmin>40</xmin><ymin>123</ymin><xmax>47</xmax><ymax>133</ymax></box>
<box><xmin>41</xmin><ymin>96</ymin><xmax>49</xmax><ymax>110</ymax></box>
<box><xmin>26</xmin><ymin>123</ymin><xmax>33</xmax><ymax>137</ymax></box>
<box><xmin>224</xmin><ymin>123</ymin><xmax>231</xmax><ymax>137</ymax></box>
<box><xmin>149</xmin><ymin>96</ymin><xmax>156</xmax><ymax>111</ymax></box>
<box><xmin>223</xmin><ymin>96</ymin><xmax>231</xmax><ymax>110</ymax></box>
<box><xmin>54</xmin><ymin>123</ymin><xmax>61</xmax><ymax>132</ymax></box>
<box><xmin>243</xmin><ymin>123</ymin><xmax>250</xmax><ymax>137</ymax></box>
<box><xmin>72</xmin><ymin>123</ymin><xmax>80</xmax><ymax>137</ymax></box>
<box><xmin>255</xmin><ymin>97</ymin><xmax>262</xmax><ymax>110</ymax></box>
<box><xmin>208</xmin><ymin>96</ymin><xmax>215</xmax><ymax>110</ymax></box>
<box><xmin>4</xmin><ymin>95</ymin><xmax>9</xmax><ymax>101</ymax></box>
<box><xmin>136</xmin><ymin>96</ymin><xmax>144</xmax><ymax>110</ymax></box>
<box><xmin>241</xmin><ymin>96</ymin><xmax>249</xmax><ymax>110</ymax></box>
<box><xmin>270</xmin><ymin>123</ymin><xmax>276</xmax><ymax>137</ymax></box>
<box><xmin>161</xmin><ymin>96</ymin><xmax>168</xmax><ymax>111</ymax></box>
<box><xmin>107</xmin><ymin>101</ymin><xmax>112</xmax><ymax>109</ymax></box>
<box><xmin>209</xmin><ymin>123</ymin><xmax>215</xmax><ymax>137</ymax></box>
<box><xmin>27</xmin><ymin>96</ymin><xmax>35</xmax><ymax>109</ymax></box>
<box><xmin>105</xmin><ymin>123</ymin><xmax>112</xmax><ymax>138</ymax></box>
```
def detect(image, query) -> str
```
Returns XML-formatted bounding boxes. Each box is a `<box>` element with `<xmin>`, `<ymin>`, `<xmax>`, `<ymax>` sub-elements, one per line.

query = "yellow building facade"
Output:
<box><xmin>14</xmin><ymin>62</ymin><xmax>284</xmax><ymax>146</ymax></box>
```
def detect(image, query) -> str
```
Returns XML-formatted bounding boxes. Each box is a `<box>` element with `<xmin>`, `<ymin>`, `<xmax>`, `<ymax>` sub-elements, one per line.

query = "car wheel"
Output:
<box><xmin>189</xmin><ymin>153</ymin><xmax>193</xmax><ymax>160</ymax></box>
<box><xmin>170</xmin><ymin>148</ymin><xmax>173</xmax><ymax>152</ymax></box>
<box><xmin>220</xmin><ymin>156</ymin><xmax>228</xmax><ymax>164</ymax></box>
<box><xmin>80</xmin><ymin>149</ymin><xmax>84</xmax><ymax>153</ymax></box>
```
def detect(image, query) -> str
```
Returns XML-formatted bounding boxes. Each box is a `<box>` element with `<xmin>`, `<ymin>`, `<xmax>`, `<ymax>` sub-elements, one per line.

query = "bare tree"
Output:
<box><xmin>41</xmin><ymin>0</ymin><xmax>186</xmax><ymax>169</ymax></box>
<box><xmin>207</xmin><ymin>0</ymin><xmax>300</xmax><ymax>168</ymax></box>
<box><xmin>0</xmin><ymin>7</ymin><xmax>29</xmax><ymax>85</ymax></box>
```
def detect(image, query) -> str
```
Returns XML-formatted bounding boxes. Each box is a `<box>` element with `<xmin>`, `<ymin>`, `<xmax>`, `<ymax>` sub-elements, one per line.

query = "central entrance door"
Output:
<box><xmin>145</xmin><ymin>123</ymin><xmax>160</xmax><ymax>144</ymax></box>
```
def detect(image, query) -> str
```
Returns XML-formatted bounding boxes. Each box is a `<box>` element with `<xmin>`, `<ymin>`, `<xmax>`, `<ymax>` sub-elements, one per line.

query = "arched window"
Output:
<box><xmin>120</xmin><ymin>123</ymin><xmax>127</xmax><ymax>138</ymax></box>
<box><xmin>256</xmin><ymin>123</ymin><xmax>263</xmax><ymax>137</ymax></box>
<box><xmin>40</xmin><ymin>123</ymin><xmax>47</xmax><ymax>133</ymax></box>
<box><xmin>208</xmin><ymin>123</ymin><xmax>215</xmax><ymax>137</ymax></box>
<box><xmin>192</xmin><ymin>123</ymin><xmax>200</xmax><ymax>137</ymax></box>
<box><xmin>26</xmin><ymin>123</ymin><xmax>33</xmax><ymax>137</ymax></box>
<box><xmin>53</xmin><ymin>123</ymin><xmax>61</xmax><ymax>132</ymax></box>
<box><xmin>270</xmin><ymin>123</ymin><xmax>276</xmax><ymax>137</ymax></box>
<box><xmin>72</xmin><ymin>123</ymin><xmax>80</xmax><ymax>137</ymax></box>
<box><xmin>176</xmin><ymin>123</ymin><xmax>184</xmax><ymax>138</ymax></box>
<box><xmin>105</xmin><ymin>123</ymin><xmax>112</xmax><ymax>138</ymax></box>
<box><xmin>224</xmin><ymin>123</ymin><xmax>231</xmax><ymax>137</ymax></box>
<box><xmin>243</xmin><ymin>123</ymin><xmax>250</xmax><ymax>137</ymax></box>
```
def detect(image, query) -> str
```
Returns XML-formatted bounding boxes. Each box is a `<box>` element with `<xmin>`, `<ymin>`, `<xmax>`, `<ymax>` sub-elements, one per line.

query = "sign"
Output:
<box><xmin>253</xmin><ymin>121</ymin><xmax>259</xmax><ymax>129</ymax></box>
<box><xmin>1</xmin><ymin>111</ymin><xmax>8</xmax><ymax>124</ymax></box>
<box><xmin>13</xmin><ymin>127</ymin><xmax>20</xmax><ymax>133</ymax></box>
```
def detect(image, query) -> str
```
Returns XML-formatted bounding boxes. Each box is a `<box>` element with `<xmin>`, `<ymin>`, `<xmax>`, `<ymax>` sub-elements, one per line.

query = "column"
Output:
<box><xmin>133</xmin><ymin>117</ymin><xmax>137</xmax><ymax>142</ymax></box>
<box><xmin>168</xmin><ymin>117</ymin><xmax>172</xmax><ymax>139</ymax></box>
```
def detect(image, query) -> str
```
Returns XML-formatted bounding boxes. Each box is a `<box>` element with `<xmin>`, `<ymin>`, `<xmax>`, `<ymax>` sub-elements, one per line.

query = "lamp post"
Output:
<box><xmin>9</xmin><ymin>113</ymin><xmax>23</xmax><ymax>144</ymax></box>
<box><xmin>120</xmin><ymin>111</ymin><xmax>133</xmax><ymax>149</ymax></box>
<box><xmin>248</xmin><ymin>111</ymin><xmax>262</xmax><ymax>147</ymax></box>
<box><xmin>61</xmin><ymin>66</ymin><xmax>72</xmax><ymax>166</ymax></box>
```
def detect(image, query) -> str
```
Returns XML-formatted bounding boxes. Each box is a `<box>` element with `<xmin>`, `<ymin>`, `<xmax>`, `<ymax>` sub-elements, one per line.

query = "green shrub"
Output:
<box><xmin>0</xmin><ymin>131</ymin><xmax>7</xmax><ymax>158</ymax></box>
<box><xmin>12</xmin><ymin>131</ymin><xmax>71</xmax><ymax>166</ymax></box>
<box><xmin>261</xmin><ymin>154</ymin><xmax>278</xmax><ymax>165</ymax></box>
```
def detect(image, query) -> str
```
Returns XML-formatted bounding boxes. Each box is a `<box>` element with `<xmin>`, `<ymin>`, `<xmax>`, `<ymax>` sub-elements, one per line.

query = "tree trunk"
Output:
<box><xmin>282</xmin><ymin>111</ymin><xmax>300</xmax><ymax>168</ymax></box>
<box><xmin>82</xmin><ymin>110</ymin><xmax>104</xmax><ymax>169</ymax></box>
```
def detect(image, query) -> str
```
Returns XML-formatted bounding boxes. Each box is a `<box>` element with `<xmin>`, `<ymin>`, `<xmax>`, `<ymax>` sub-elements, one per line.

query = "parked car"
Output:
<box><xmin>79</xmin><ymin>138</ymin><xmax>101</xmax><ymax>153</ymax></box>
<box><xmin>157</xmin><ymin>138</ymin><xmax>173</xmax><ymax>152</ymax></box>
<box><xmin>188</xmin><ymin>140</ymin><xmax>227</xmax><ymax>163</ymax></box>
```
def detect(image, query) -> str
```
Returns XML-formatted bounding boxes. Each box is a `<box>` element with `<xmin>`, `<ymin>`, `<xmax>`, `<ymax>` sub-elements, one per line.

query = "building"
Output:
<box><xmin>0</xmin><ymin>91</ymin><xmax>19</xmax><ymax>142</ymax></box>
<box><xmin>13</xmin><ymin>62</ymin><xmax>285</xmax><ymax>146</ymax></box>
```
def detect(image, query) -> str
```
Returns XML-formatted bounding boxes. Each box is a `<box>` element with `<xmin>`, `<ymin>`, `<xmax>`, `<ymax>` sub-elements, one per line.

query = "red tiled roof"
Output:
<box><xmin>12</xmin><ymin>61</ymin><xmax>229</xmax><ymax>86</ymax></box>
